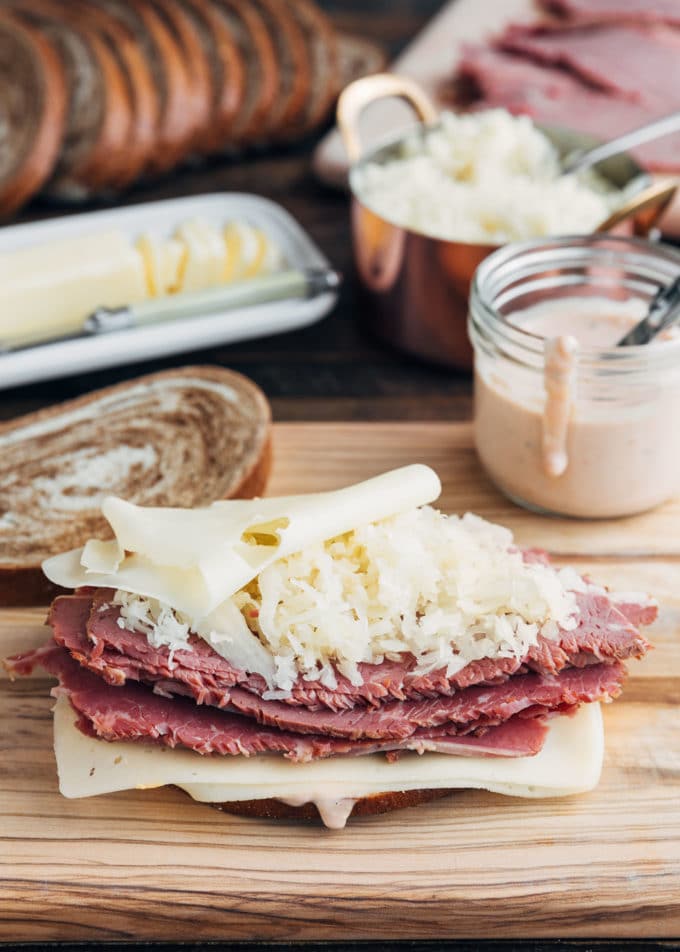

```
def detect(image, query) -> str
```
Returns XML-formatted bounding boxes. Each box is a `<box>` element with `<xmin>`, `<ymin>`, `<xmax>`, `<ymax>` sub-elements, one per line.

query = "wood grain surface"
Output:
<box><xmin>1</xmin><ymin>422</ymin><xmax>679</xmax><ymax>942</ymax></box>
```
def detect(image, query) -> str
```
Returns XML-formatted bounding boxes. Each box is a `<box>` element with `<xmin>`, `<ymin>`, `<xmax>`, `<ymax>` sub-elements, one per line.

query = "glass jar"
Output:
<box><xmin>468</xmin><ymin>235</ymin><xmax>680</xmax><ymax>518</ymax></box>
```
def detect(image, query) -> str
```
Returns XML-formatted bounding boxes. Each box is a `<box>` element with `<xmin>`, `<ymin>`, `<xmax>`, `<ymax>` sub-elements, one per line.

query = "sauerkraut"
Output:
<box><xmin>354</xmin><ymin>109</ymin><xmax>622</xmax><ymax>243</ymax></box>
<box><xmin>114</xmin><ymin>507</ymin><xmax>579</xmax><ymax>694</ymax></box>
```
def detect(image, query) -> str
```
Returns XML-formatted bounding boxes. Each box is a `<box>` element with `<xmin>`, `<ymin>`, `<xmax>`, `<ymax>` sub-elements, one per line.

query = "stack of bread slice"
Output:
<box><xmin>0</xmin><ymin>0</ymin><xmax>385</xmax><ymax>215</ymax></box>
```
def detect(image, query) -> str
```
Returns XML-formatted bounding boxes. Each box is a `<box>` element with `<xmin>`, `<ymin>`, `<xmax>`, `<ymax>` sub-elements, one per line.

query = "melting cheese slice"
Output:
<box><xmin>53</xmin><ymin>697</ymin><xmax>604</xmax><ymax>804</ymax></box>
<box><xmin>42</xmin><ymin>465</ymin><xmax>441</xmax><ymax>618</ymax></box>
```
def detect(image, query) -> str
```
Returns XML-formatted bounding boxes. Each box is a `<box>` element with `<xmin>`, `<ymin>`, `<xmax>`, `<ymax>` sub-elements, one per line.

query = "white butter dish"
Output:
<box><xmin>0</xmin><ymin>193</ymin><xmax>336</xmax><ymax>390</ymax></box>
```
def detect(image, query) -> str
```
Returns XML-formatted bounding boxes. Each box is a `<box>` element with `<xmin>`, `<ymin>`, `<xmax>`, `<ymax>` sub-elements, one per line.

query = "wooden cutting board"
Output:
<box><xmin>2</xmin><ymin>422</ymin><xmax>679</xmax><ymax>942</ymax></box>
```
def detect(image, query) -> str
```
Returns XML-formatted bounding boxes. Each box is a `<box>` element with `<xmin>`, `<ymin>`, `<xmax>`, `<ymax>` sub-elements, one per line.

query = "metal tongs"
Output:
<box><xmin>617</xmin><ymin>275</ymin><xmax>680</xmax><ymax>346</ymax></box>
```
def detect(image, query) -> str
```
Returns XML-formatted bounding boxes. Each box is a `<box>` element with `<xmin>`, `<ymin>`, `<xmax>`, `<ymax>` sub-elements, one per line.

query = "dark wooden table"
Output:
<box><xmin>1</xmin><ymin>2</ymin><xmax>678</xmax><ymax>950</ymax></box>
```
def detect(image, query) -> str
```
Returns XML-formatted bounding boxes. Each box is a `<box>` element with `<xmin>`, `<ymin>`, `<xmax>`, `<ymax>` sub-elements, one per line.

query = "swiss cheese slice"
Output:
<box><xmin>42</xmin><ymin>465</ymin><xmax>442</xmax><ymax>618</ymax></box>
<box><xmin>53</xmin><ymin>697</ymin><xmax>604</xmax><ymax>803</ymax></box>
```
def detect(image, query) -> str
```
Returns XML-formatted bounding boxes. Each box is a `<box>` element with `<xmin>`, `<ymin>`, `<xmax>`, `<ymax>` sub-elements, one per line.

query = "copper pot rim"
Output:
<box><xmin>338</xmin><ymin>74</ymin><xmax>676</xmax><ymax>249</ymax></box>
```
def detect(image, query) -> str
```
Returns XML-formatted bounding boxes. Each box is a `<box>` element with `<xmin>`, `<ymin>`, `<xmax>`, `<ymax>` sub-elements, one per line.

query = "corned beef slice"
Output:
<box><xmin>222</xmin><ymin>663</ymin><xmax>625</xmax><ymax>740</ymax></box>
<box><xmin>498</xmin><ymin>24</ymin><xmax>680</xmax><ymax>108</ymax></box>
<box><xmin>45</xmin><ymin>587</ymin><xmax>650</xmax><ymax>714</ymax></box>
<box><xmin>543</xmin><ymin>0</ymin><xmax>680</xmax><ymax>27</ymax></box>
<box><xmin>36</xmin><ymin>644</ymin><xmax>549</xmax><ymax>761</ymax></box>
<box><xmin>456</xmin><ymin>44</ymin><xmax>680</xmax><ymax>172</ymax></box>
<box><xmin>6</xmin><ymin>561</ymin><xmax>651</xmax><ymax>763</ymax></box>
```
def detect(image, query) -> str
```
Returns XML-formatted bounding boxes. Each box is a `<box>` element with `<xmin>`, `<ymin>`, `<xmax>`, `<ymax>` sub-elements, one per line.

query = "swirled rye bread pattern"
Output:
<box><xmin>0</xmin><ymin>366</ymin><xmax>271</xmax><ymax>606</ymax></box>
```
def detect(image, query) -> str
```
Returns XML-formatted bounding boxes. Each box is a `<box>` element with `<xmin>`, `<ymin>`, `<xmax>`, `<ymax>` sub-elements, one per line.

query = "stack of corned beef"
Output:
<box><xmin>6</xmin><ymin>572</ymin><xmax>654</xmax><ymax>763</ymax></box>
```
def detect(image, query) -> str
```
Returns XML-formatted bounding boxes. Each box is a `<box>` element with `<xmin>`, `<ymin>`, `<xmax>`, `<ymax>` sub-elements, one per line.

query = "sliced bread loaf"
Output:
<box><xmin>279</xmin><ymin>0</ymin><xmax>338</xmax><ymax>139</ymax></box>
<box><xmin>145</xmin><ymin>0</ymin><xmax>214</xmax><ymax>158</ymax></box>
<box><xmin>247</xmin><ymin>0</ymin><xmax>310</xmax><ymax>140</ymax></box>
<box><xmin>0</xmin><ymin>10</ymin><xmax>66</xmax><ymax>216</ymax></box>
<box><xmin>172</xmin><ymin>0</ymin><xmax>245</xmax><ymax>154</ymax></box>
<box><xmin>0</xmin><ymin>366</ymin><xmax>272</xmax><ymax>606</ymax></box>
<box><xmin>210</xmin><ymin>0</ymin><xmax>278</xmax><ymax>147</ymax></box>
<box><xmin>61</xmin><ymin>0</ymin><xmax>161</xmax><ymax>189</ymax></box>
<box><xmin>11</xmin><ymin>0</ymin><xmax>135</xmax><ymax>198</ymax></box>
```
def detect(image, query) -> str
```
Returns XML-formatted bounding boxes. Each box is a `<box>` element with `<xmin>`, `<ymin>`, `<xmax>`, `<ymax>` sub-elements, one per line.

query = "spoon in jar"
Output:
<box><xmin>617</xmin><ymin>274</ymin><xmax>680</xmax><ymax>346</ymax></box>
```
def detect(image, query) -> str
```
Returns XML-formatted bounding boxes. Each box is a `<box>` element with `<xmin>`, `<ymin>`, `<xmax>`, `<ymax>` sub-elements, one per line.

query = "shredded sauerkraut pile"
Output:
<box><xmin>354</xmin><ymin>109</ymin><xmax>622</xmax><ymax>243</ymax></box>
<box><xmin>113</xmin><ymin>507</ymin><xmax>579</xmax><ymax>695</ymax></box>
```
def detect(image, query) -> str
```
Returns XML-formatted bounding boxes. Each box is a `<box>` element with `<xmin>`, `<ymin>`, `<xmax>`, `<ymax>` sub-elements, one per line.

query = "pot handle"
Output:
<box><xmin>337</xmin><ymin>73</ymin><xmax>439</xmax><ymax>163</ymax></box>
<box><xmin>595</xmin><ymin>178</ymin><xmax>678</xmax><ymax>235</ymax></box>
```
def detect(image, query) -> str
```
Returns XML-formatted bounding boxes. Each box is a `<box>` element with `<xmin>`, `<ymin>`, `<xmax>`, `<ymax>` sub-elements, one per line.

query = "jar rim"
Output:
<box><xmin>470</xmin><ymin>234</ymin><xmax>680</xmax><ymax>369</ymax></box>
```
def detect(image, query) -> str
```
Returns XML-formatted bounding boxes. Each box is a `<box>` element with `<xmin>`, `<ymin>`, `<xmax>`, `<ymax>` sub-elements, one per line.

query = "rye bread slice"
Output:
<box><xmin>212</xmin><ymin>789</ymin><xmax>454</xmax><ymax>823</ymax></box>
<box><xmin>171</xmin><ymin>0</ymin><xmax>245</xmax><ymax>153</ymax></box>
<box><xmin>278</xmin><ymin>0</ymin><xmax>339</xmax><ymax>139</ymax></box>
<box><xmin>11</xmin><ymin>0</ymin><xmax>134</xmax><ymax>199</ymax></box>
<box><xmin>145</xmin><ymin>0</ymin><xmax>214</xmax><ymax>157</ymax></box>
<box><xmin>210</xmin><ymin>0</ymin><xmax>278</xmax><ymax>146</ymax></box>
<box><xmin>0</xmin><ymin>11</ymin><xmax>66</xmax><ymax>216</ymax></box>
<box><xmin>247</xmin><ymin>0</ymin><xmax>311</xmax><ymax>140</ymax></box>
<box><xmin>0</xmin><ymin>366</ymin><xmax>272</xmax><ymax>607</ymax></box>
<box><xmin>61</xmin><ymin>0</ymin><xmax>161</xmax><ymax>189</ymax></box>
<box><xmin>120</xmin><ymin>0</ymin><xmax>197</xmax><ymax>174</ymax></box>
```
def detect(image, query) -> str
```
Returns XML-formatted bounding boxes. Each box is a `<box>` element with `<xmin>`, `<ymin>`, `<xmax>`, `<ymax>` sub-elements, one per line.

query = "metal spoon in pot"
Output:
<box><xmin>562</xmin><ymin>110</ymin><xmax>680</xmax><ymax>176</ymax></box>
<box><xmin>617</xmin><ymin>274</ymin><xmax>680</xmax><ymax>346</ymax></box>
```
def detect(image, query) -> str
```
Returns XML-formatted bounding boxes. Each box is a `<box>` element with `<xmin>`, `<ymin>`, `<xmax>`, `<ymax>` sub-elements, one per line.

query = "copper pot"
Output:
<box><xmin>337</xmin><ymin>74</ymin><xmax>678</xmax><ymax>370</ymax></box>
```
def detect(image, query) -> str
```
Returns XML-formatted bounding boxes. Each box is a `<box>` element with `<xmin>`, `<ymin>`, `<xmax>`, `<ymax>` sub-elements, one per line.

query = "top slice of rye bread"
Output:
<box><xmin>0</xmin><ymin>366</ymin><xmax>272</xmax><ymax>606</ymax></box>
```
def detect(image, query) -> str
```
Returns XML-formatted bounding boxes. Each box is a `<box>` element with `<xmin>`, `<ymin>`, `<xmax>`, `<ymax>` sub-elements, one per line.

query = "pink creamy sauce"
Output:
<box><xmin>475</xmin><ymin>297</ymin><xmax>680</xmax><ymax>518</ymax></box>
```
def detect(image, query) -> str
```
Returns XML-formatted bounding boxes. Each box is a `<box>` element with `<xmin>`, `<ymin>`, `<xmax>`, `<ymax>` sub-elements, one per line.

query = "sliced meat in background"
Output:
<box><xmin>543</xmin><ymin>0</ymin><xmax>680</xmax><ymax>26</ymax></box>
<box><xmin>456</xmin><ymin>44</ymin><xmax>680</xmax><ymax>172</ymax></box>
<box><xmin>499</xmin><ymin>23</ymin><xmax>680</xmax><ymax>108</ymax></box>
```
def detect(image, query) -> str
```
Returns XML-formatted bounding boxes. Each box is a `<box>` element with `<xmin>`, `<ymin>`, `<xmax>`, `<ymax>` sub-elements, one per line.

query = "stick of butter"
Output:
<box><xmin>0</xmin><ymin>232</ymin><xmax>148</xmax><ymax>345</ymax></box>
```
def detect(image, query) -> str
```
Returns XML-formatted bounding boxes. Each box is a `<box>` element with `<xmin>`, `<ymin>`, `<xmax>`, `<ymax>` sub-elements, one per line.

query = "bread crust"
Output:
<box><xmin>279</xmin><ymin>0</ymin><xmax>339</xmax><ymax>139</ymax></box>
<box><xmin>127</xmin><ymin>0</ymin><xmax>198</xmax><ymax>173</ymax></box>
<box><xmin>211</xmin><ymin>0</ymin><xmax>278</xmax><ymax>146</ymax></box>
<box><xmin>210</xmin><ymin>788</ymin><xmax>456</xmax><ymax>823</ymax></box>
<box><xmin>173</xmin><ymin>0</ymin><xmax>245</xmax><ymax>154</ymax></box>
<box><xmin>146</xmin><ymin>0</ymin><xmax>213</xmax><ymax>158</ymax></box>
<box><xmin>0</xmin><ymin>11</ymin><xmax>66</xmax><ymax>217</ymax></box>
<box><xmin>0</xmin><ymin>366</ymin><xmax>272</xmax><ymax>607</ymax></box>
<box><xmin>40</xmin><ymin>11</ymin><xmax>134</xmax><ymax>197</ymax></box>
<box><xmin>246</xmin><ymin>0</ymin><xmax>311</xmax><ymax>140</ymax></box>
<box><xmin>63</xmin><ymin>0</ymin><xmax>161</xmax><ymax>189</ymax></box>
